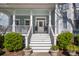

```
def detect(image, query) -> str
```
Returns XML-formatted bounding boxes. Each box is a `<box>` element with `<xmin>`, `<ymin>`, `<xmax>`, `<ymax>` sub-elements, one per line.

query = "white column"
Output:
<box><xmin>30</xmin><ymin>10</ymin><xmax>33</xmax><ymax>33</ymax></box>
<box><xmin>55</xmin><ymin>4</ymin><xmax>58</xmax><ymax>35</ymax></box>
<box><xmin>12</xmin><ymin>10</ymin><xmax>15</xmax><ymax>32</ymax></box>
<box><xmin>54</xmin><ymin>4</ymin><xmax>58</xmax><ymax>45</ymax></box>
<box><xmin>49</xmin><ymin>11</ymin><xmax>51</xmax><ymax>34</ymax></box>
<box><xmin>53</xmin><ymin>35</ymin><xmax>57</xmax><ymax>45</ymax></box>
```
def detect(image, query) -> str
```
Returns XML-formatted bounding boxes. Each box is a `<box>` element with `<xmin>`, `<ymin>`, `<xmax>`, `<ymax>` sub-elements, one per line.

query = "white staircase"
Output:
<box><xmin>30</xmin><ymin>34</ymin><xmax>51</xmax><ymax>52</ymax></box>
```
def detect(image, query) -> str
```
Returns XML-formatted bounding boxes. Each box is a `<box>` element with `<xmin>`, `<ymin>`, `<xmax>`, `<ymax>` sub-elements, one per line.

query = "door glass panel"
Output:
<box><xmin>25</xmin><ymin>20</ymin><xmax>30</xmax><ymax>25</ymax></box>
<box><xmin>15</xmin><ymin>20</ymin><xmax>19</xmax><ymax>25</ymax></box>
<box><xmin>39</xmin><ymin>21</ymin><xmax>43</xmax><ymax>27</ymax></box>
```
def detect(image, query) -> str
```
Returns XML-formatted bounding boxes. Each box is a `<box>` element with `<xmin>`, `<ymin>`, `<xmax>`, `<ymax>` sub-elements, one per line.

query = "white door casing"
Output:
<box><xmin>38</xmin><ymin>20</ymin><xmax>44</xmax><ymax>33</ymax></box>
<box><xmin>35</xmin><ymin>17</ymin><xmax>46</xmax><ymax>33</ymax></box>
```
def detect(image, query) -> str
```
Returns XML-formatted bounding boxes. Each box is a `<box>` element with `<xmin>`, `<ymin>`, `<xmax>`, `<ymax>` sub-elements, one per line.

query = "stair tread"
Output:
<box><xmin>30</xmin><ymin>34</ymin><xmax>51</xmax><ymax>52</ymax></box>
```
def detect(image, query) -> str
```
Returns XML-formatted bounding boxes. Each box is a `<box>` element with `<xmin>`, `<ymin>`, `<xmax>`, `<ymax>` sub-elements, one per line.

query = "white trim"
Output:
<box><xmin>32</xmin><ymin>14</ymin><xmax>49</xmax><ymax>16</ymax></box>
<box><xmin>30</xmin><ymin>10</ymin><xmax>33</xmax><ymax>33</ymax></box>
<box><xmin>24</xmin><ymin>19</ymin><xmax>30</xmax><ymax>20</ymax></box>
<box><xmin>48</xmin><ymin>11</ymin><xmax>51</xmax><ymax>34</ymax></box>
<box><xmin>35</xmin><ymin>16</ymin><xmax>46</xmax><ymax>19</ymax></box>
<box><xmin>15</xmin><ymin>14</ymin><xmax>30</xmax><ymax>16</ymax></box>
<box><xmin>12</xmin><ymin>10</ymin><xmax>15</xmax><ymax>32</ymax></box>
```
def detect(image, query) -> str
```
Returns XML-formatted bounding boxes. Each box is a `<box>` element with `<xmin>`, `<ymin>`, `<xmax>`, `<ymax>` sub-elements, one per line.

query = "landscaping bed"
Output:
<box><xmin>1</xmin><ymin>49</ymin><xmax>25</xmax><ymax>56</ymax></box>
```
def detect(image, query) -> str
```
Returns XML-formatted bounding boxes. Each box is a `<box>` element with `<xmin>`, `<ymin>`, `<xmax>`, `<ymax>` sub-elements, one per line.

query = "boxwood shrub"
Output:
<box><xmin>4</xmin><ymin>32</ymin><xmax>23</xmax><ymax>51</ymax></box>
<box><xmin>0</xmin><ymin>34</ymin><xmax>4</xmax><ymax>48</ymax></box>
<box><xmin>74</xmin><ymin>34</ymin><xmax>79</xmax><ymax>45</ymax></box>
<box><xmin>57</xmin><ymin>32</ymin><xmax>73</xmax><ymax>50</ymax></box>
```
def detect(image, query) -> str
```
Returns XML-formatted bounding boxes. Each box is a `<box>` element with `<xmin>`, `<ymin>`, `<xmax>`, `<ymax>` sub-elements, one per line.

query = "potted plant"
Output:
<box><xmin>67</xmin><ymin>44</ymin><xmax>78</xmax><ymax>56</ymax></box>
<box><xmin>49</xmin><ymin>45</ymin><xmax>59</xmax><ymax>56</ymax></box>
<box><xmin>23</xmin><ymin>45</ymin><xmax>32</xmax><ymax>56</ymax></box>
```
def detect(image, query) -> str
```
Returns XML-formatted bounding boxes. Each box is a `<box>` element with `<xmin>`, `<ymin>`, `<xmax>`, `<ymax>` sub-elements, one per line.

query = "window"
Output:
<box><xmin>58</xmin><ymin>3</ymin><xmax>69</xmax><ymax>11</ymax></box>
<box><xmin>15</xmin><ymin>16</ymin><xmax>30</xmax><ymax>25</ymax></box>
<box><xmin>63</xmin><ymin>12</ymin><xmax>67</xmax><ymax>29</ymax></box>
<box><xmin>74</xmin><ymin>20</ymin><xmax>79</xmax><ymax>29</ymax></box>
<box><xmin>15</xmin><ymin>19</ymin><xmax>20</xmax><ymax>25</ymax></box>
<box><xmin>39</xmin><ymin>21</ymin><xmax>43</xmax><ymax>27</ymax></box>
<box><xmin>0</xmin><ymin>12</ymin><xmax>9</xmax><ymax>27</ymax></box>
<box><xmin>75</xmin><ymin>3</ymin><xmax>79</xmax><ymax>8</ymax></box>
<box><xmin>76</xmin><ymin>10</ymin><xmax>79</xmax><ymax>20</ymax></box>
<box><xmin>63</xmin><ymin>4</ymin><xmax>69</xmax><ymax>10</ymax></box>
<box><xmin>25</xmin><ymin>20</ymin><xmax>30</xmax><ymax>25</ymax></box>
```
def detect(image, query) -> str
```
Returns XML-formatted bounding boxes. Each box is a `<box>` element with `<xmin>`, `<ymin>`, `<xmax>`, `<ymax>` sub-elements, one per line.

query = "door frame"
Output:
<box><xmin>37</xmin><ymin>20</ymin><xmax>44</xmax><ymax>33</ymax></box>
<box><xmin>35</xmin><ymin>16</ymin><xmax>46</xmax><ymax>33</ymax></box>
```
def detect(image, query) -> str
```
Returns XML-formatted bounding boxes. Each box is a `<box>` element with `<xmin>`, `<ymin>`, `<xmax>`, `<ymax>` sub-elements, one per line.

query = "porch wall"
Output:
<box><xmin>0</xmin><ymin>9</ymin><xmax>50</xmax><ymax>34</ymax></box>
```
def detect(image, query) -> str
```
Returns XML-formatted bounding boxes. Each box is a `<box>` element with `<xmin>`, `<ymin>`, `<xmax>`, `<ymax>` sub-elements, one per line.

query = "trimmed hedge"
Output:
<box><xmin>4</xmin><ymin>32</ymin><xmax>23</xmax><ymax>51</ymax></box>
<box><xmin>0</xmin><ymin>34</ymin><xmax>4</xmax><ymax>48</ymax></box>
<box><xmin>57</xmin><ymin>32</ymin><xmax>73</xmax><ymax>50</ymax></box>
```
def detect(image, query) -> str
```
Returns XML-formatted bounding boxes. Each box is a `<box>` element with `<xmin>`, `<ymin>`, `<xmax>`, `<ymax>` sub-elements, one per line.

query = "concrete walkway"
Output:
<box><xmin>30</xmin><ymin>52</ymin><xmax>51</xmax><ymax>56</ymax></box>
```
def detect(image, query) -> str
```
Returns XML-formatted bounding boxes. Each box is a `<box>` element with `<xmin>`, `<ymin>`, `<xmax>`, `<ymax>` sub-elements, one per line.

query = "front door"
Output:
<box><xmin>38</xmin><ymin>20</ymin><xmax>44</xmax><ymax>33</ymax></box>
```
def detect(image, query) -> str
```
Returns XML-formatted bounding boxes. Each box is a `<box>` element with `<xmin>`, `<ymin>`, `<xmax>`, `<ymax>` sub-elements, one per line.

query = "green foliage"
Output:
<box><xmin>67</xmin><ymin>44</ymin><xmax>78</xmax><ymax>52</ymax></box>
<box><xmin>4</xmin><ymin>32</ymin><xmax>23</xmax><ymax>51</ymax></box>
<box><xmin>50</xmin><ymin>45</ymin><xmax>59</xmax><ymax>50</ymax></box>
<box><xmin>57</xmin><ymin>32</ymin><xmax>73</xmax><ymax>49</ymax></box>
<box><xmin>0</xmin><ymin>34</ymin><xmax>4</xmax><ymax>48</ymax></box>
<box><xmin>75</xmin><ymin>34</ymin><xmax>79</xmax><ymax>44</ymax></box>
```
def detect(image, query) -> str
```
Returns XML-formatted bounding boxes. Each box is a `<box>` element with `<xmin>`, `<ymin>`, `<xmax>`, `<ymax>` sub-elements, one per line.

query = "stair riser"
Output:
<box><xmin>30</xmin><ymin>44</ymin><xmax>51</xmax><ymax>47</ymax></box>
<box><xmin>30</xmin><ymin>34</ymin><xmax>51</xmax><ymax>52</ymax></box>
<box><xmin>33</xmin><ymin>50</ymin><xmax>49</xmax><ymax>52</ymax></box>
<box><xmin>31</xmin><ymin>47</ymin><xmax>50</xmax><ymax>49</ymax></box>
<box><xmin>30</xmin><ymin>42</ymin><xmax>51</xmax><ymax>44</ymax></box>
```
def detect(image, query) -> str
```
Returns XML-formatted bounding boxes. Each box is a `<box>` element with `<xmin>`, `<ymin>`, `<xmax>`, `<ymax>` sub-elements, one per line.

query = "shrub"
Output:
<box><xmin>50</xmin><ymin>45</ymin><xmax>59</xmax><ymax>50</ymax></box>
<box><xmin>0</xmin><ymin>34</ymin><xmax>4</xmax><ymax>48</ymax></box>
<box><xmin>74</xmin><ymin>34</ymin><xmax>79</xmax><ymax>45</ymax></box>
<box><xmin>67</xmin><ymin>44</ymin><xmax>78</xmax><ymax>52</ymax></box>
<box><xmin>57</xmin><ymin>32</ymin><xmax>73</xmax><ymax>50</ymax></box>
<box><xmin>4</xmin><ymin>32</ymin><xmax>23</xmax><ymax>51</ymax></box>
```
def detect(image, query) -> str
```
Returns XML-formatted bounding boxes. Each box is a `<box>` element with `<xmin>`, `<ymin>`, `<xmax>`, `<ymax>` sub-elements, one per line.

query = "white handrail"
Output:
<box><xmin>26</xmin><ymin>26</ymin><xmax>32</xmax><ymax>37</ymax></box>
<box><xmin>26</xmin><ymin>26</ymin><xmax>32</xmax><ymax>47</ymax></box>
<box><xmin>50</xmin><ymin>26</ymin><xmax>55</xmax><ymax>36</ymax></box>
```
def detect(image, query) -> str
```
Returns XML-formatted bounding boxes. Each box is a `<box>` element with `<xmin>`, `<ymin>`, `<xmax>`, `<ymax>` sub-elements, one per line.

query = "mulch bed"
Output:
<box><xmin>1</xmin><ymin>49</ymin><xmax>25</xmax><ymax>56</ymax></box>
<box><xmin>1</xmin><ymin>49</ymin><xmax>79</xmax><ymax>56</ymax></box>
<box><xmin>58</xmin><ymin>50</ymin><xmax>70</xmax><ymax>56</ymax></box>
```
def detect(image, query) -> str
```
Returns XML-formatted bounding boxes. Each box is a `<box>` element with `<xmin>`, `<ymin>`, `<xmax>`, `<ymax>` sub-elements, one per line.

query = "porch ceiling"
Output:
<box><xmin>0</xmin><ymin>3</ymin><xmax>55</xmax><ymax>10</ymax></box>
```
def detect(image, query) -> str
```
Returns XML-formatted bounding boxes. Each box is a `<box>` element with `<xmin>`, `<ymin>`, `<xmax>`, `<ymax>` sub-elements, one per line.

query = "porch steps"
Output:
<box><xmin>30</xmin><ymin>34</ymin><xmax>51</xmax><ymax>52</ymax></box>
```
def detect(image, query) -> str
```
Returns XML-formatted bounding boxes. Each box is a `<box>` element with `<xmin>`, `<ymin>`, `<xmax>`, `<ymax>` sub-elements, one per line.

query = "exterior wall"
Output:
<box><xmin>55</xmin><ymin>3</ymin><xmax>75</xmax><ymax>35</ymax></box>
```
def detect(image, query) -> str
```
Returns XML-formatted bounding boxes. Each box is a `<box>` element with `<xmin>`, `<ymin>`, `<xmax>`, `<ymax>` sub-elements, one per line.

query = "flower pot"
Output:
<box><xmin>23</xmin><ymin>48</ymin><xmax>32</xmax><ymax>56</ymax></box>
<box><xmin>50</xmin><ymin>50</ymin><xmax>59</xmax><ymax>56</ymax></box>
<box><xmin>68</xmin><ymin>51</ymin><xmax>76</xmax><ymax>56</ymax></box>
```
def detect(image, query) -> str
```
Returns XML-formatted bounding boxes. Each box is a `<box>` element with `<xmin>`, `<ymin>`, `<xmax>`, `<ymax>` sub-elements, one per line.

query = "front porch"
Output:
<box><xmin>0</xmin><ymin>3</ymin><xmax>58</xmax><ymax>52</ymax></box>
